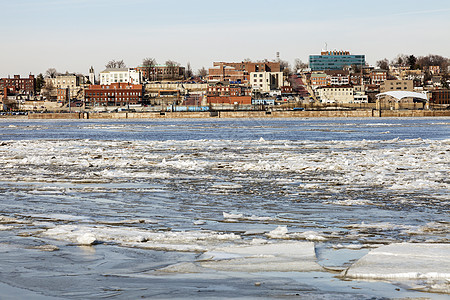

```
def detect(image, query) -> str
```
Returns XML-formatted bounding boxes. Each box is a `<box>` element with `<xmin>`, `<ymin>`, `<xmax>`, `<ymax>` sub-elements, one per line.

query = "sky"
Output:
<box><xmin>1</xmin><ymin>0</ymin><xmax>450</xmax><ymax>77</ymax></box>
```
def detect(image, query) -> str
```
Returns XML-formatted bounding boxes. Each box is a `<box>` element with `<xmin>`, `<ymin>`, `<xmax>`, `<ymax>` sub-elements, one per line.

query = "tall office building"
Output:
<box><xmin>309</xmin><ymin>50</ymin><xmax>365</xmax><ymax>71</ymax></box>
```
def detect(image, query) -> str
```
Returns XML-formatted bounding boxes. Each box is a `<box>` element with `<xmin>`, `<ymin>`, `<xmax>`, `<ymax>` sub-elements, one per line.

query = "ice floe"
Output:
<box><xmin>40</xmin><ymin>224</ymin><xmax>241</xmax><ymax>251</ymax></box>
<box><xmin>199</xmin><ymin>242</ymin><xmax>323</xmax><ymax>272</ymax></box>
<box><xmin>223</xmin><ymin>212</ymin><xmax>274</xmax><ymax>222</ymax></box>
<box><xmin>343</xmin><ymin>243</ymin><xmax>450</xmax><ymax>293</ymax></box>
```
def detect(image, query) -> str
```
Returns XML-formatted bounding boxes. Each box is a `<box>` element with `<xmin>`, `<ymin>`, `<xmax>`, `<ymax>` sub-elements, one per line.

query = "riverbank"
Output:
<box><xmin>25</xmin><ymin>109</ymin><xmax>450</xmax><ymax>119</ymax></box>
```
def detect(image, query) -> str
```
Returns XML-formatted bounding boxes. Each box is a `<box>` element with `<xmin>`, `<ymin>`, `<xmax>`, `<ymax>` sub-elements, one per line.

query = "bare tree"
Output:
<box><xmin>142</xmin><ymin>57</ymin><xmax>156</xmax><ymax>81</ymax></box>
<box><xmin>197</xmin><ymin>67</ymin><xmax>207</xmax><ymax>78</ymax></box>
<box><xmin>392</xmin><ymin>54</ymin><xmax>409</xmax><ymax>67</ymax></box>
<box><xmin>417</xmin><ymin>54</ymin><xmax>449</xmax><ymax>72</ymax></box>
<box><xmin>185</xmin><ymin>62</ymin><xmax>193</xmax><ymax>79</ymax></box>
<box><xmin>376</xmin><ymin>58</ymin><xmax>390</xmax><ymax>71</ymax></box>
<box><xmin>165</xmin><ymin>60</ymin><xmax>180</xmax><ymax>80</ymax></box>
<box><xmin>280</xmin><ymin>60</ymin><xmax>291</xmax><ymax>76</ymax></box>
<box><xmin>45</xmin><ymin>68</ymin><xmax>58</xmax><ymax>78</ymax></box>
<box><xmin>105</xmin><ymin>59</ymin><xmax>126</xmax><ymax>69</ymax></box>
<box><xmin>42</xmin><ymin>80</ymin><xmax>56</xmax><ymax>100</ymax></box>
<box><xmin>294</xmin><ymin>58</ymin><xmax>308</xmax><ymax>72</ymax></box>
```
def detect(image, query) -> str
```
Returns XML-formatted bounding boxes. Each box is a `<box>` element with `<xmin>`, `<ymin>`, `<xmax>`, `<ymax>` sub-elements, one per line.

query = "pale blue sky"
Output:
<box><xmin>1</xmin><ymin>0</ymin><xmax>449</xmax><ymax>77</ymax></box>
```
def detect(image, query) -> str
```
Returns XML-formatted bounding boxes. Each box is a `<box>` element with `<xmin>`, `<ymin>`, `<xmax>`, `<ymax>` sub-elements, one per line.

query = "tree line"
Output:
<box><xmin>376</xmin><ymin>54</ymin><xmax>449</xmax><ymax>72</ymax></box>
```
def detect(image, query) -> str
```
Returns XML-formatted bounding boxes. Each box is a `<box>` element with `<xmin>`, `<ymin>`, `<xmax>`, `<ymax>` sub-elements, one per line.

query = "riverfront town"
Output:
<box><xmin>1</xmin><ymin>50</ymin><xmax>450</xmax><ymax>118</ymax></box>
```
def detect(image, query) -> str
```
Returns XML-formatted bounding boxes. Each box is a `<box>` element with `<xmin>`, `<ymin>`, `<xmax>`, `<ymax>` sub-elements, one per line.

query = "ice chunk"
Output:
<box><xmin>223</xmin><ymin>212</ymin><xmax>243</xmax><ymax>220</ymax></box>
<box><xmin>266</xmin><ymin>226</ymin><xmax>288</xmax><ymax>238</ymax></box>
<box><xmin>157</xmin><ymin>262</ymin><xmax>206</xmax><ymax>274</ymax></box>
<box><xmin>294</xmin><ymin>231</ymin><xmax>327</xmax><ymax>241</ymax></box>
<box><xmin>32</xmin><ymin>244</ymin><xmax>60</xmax><ymax>252</ymax></box>
<box><xmin>200</xmin><ymin>242</ymin><xmax>322</xmax><ymax>272</ymax></box>
<box><xmin>77</xmin><ymin>233</ymin><xmax>97</xmax><ymax>245</ymax></box>
<box><xmin>223</xmin><ymin>212</ymin><xmax>274</xmax><ymax>222</ymax></box>
<box><xmin>343</xmin><ymin>243</ymin><xmax>450</xmax><ymax>282</ymax></box>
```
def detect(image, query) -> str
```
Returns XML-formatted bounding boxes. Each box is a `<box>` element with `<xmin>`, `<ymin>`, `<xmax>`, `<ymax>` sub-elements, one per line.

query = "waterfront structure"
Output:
<box><xmin>309</xmin><ymin>50</ymin><xmax>365</xmax><ymax>71</ymax></box>
<box><xmin>100</xmin><ymin>68</ymin><xmax>142</xmax><ymax>85</ymax></box>
<box><xmin>250</xmin><ymin>72</ymin><xmax>284</xmax><ymax>93</ymax></box>
<box><xmin>135</xmin><ymin>65</ymin><xmax>185</xmax><ymax>81</ymax></box>
<box><xmin>376</xmin><ymin>91</ymin><xmax>428</xmax><ymax>109</ymax></box>
<box><xmin>0</xmin><ymin>75</ymin><xmax>35</xmax><ymax>95</ymax></box>
<box><xmin>380</xmin><ymin>80</ymin><xmax>414</xmax><ymax>93</ymax></box>
<box><xmin>84</xmin><ymin>82</ymin><xmax>143</xmax><ymax>107</ymax></box>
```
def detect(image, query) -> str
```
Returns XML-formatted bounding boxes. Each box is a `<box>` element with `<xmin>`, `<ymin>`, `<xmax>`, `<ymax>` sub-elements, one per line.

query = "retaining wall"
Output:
<box><xmin>27</xmin><ymin>110</ymin><xmax>450</xmax><ymax>120</ymax></box>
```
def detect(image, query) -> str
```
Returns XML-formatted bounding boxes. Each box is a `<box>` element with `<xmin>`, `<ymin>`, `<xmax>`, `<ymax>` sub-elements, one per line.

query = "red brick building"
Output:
<box><xmin>0</xmin><ymin>75</ymin><xmax>35</xmax><ymax>95</ymax></box>
<box><xmin>85</xmin><ymin>83</ymin><xmax>143</xmax><ymax>107</ymax></box>
<box><xmin>431</xmin><ymin>89</ymin><xmax>450</xmax><ymax>105</ymax></box>
<box><xmin>208</xmin><ymin>61</ymin><xmax>281</xmax><ymax>83</ymax></box>
<box><xmin>206</xmin><ymin>84</ymin><xmax>252</xmax><ymax>105</ymax></box>
<box><xmin>370</xmin><ymin>69</ymin><xmax>387</xmax><ymax>85</ymax></box>
<box><xmin>208</xmin><ymin>64</ymin><xmax>248</xmax><ymax>83</ymax></box>
<box><xmin>310</xmin><ymin>73</ymin><xmax>328</xmax><ymax>87</ymax></box>
<box><xmin>135</xmin><ymin>65</ymin><xmax>185</xmax><ymax>81</ymax></box>
<box><xmin>281</xmin><ymin>86</ymin><xmax>293</xmax><ymax>94</ymax></box>
<box><xmin>57</xmin><ymin>88</ymin><xmax>69</xmax><ymax>102</ymax></box>
<box><xmin>213</xmin><ymin>61</ymin><xmax>281</xmax><ymax>73</ymax></box>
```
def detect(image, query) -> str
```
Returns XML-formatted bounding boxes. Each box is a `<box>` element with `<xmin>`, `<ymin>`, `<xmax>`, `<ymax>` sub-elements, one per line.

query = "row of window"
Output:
<box><xmin>323</xmin><ymin>92</ymin><xmax>353</xmax><ymax>95</ymax></box>
<box><xmin>88</xmin><ymin>92</ymin><xmax>140</xmax><ymax>96</ymax></box>
<box><xmin>89</xmin><ymin>98</ymin><xmax>140</xmax><ymax>101</ymax></box>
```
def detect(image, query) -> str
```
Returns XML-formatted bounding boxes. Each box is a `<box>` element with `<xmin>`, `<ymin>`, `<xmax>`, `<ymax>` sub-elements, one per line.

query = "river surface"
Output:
<box><xmin>0</xmin><ymin>117</ymin><xmax>449</xmax><ymax>299</ymax></box>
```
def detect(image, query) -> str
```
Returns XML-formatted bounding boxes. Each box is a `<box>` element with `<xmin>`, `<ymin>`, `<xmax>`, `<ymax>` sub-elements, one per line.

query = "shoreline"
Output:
<box><xmin>21</xmin><ymin>109</ymin><xmax>450</xmax><ymax>119</ymax></box>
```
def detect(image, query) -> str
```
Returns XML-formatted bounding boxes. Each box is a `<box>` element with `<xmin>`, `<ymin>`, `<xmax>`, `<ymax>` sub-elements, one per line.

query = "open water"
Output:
<box><xmin>0</xmin><ymin>117</ymin><xmax>449</xmax><ymax>299</ymax></box>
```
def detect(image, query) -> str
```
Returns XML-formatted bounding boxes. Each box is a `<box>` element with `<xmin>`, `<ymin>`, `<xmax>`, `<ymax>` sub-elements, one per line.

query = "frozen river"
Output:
<box><xmin>0</xmin><ymin>117</ymin><xmax>449</xmax><ymax>299</ymax></box>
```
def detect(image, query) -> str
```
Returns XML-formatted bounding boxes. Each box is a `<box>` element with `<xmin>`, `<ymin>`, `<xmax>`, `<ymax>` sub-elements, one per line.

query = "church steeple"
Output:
<box><xmin>89</xmin><ymin>66</ymin><xmax>95</xmax><ymax>85</ymax></box>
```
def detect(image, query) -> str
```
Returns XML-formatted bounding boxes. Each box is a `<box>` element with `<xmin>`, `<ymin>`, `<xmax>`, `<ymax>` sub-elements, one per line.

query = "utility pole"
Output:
<box><xmin>68</xmin><ymin>87</ymin><xmax>71</xmax><ymax>113</ymax></box>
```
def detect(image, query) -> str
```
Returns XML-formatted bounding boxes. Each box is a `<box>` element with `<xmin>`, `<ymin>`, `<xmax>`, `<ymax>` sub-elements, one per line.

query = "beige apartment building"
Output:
<box><xmin>380</xmin><ymin>80</ymin><xmax>414</xmax><ymax>93</ymax></box>
<box><xmin>250</xmin><ymin>72</ymin><xmax>284</xmax><ymax>93</ymax></box>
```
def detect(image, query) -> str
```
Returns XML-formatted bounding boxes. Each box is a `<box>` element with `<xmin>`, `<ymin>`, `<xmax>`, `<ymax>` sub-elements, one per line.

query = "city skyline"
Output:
<box><xmin>1</xmin><ymin>0</ymin><xmax>450</xmax><ymax>77</ymax></box>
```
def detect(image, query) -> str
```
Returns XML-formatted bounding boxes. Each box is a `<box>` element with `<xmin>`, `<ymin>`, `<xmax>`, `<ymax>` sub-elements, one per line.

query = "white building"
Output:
<box><xmin>100</xmin><ymin>68</ymin><xmax>142</xmax><ymax>85</ymax></box>
<box><xmin>329</xmin><ymin>74</ymin><xmax>349</xmax><ymax>85</ymax></box>
<box><xmin>353</xmin><ymin>92</ymin><xmax>368</xmax><ymax>103</ymax></box>
<box><xmin>250</xmin><ymin>72</ymin><xmax>284</xmax><ymax>93</ymax></box>
<box><xmin>317</xmin><ymin>85</ymin><xmax>354</xmax><ymax>103</ymax></box>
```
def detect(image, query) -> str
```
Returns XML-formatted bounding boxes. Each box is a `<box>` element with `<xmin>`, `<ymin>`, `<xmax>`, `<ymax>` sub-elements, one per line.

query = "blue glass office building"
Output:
<box><xmin>309</xmin><ymin>51</ymin><xmax>365</xmax><ymax>71</ymax></box>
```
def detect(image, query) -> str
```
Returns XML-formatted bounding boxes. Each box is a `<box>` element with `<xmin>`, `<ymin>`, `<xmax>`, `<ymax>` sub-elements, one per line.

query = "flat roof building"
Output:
<box><xmin>309</xmin><ymin>50</ymin><xmax>365</xmax><ymax>71</ymax></box>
